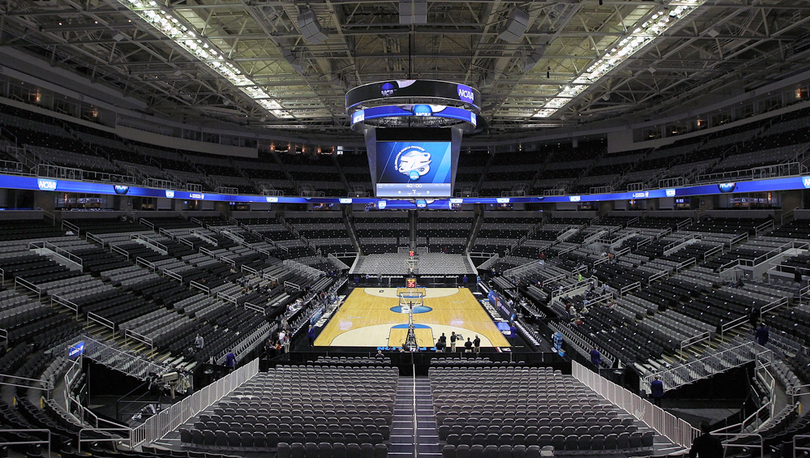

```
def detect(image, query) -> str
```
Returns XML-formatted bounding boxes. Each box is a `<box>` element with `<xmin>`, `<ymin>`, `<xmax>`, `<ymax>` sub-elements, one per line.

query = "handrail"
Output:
<box><xmin>36</xmin><ymin>163</ymin><xmax>136</xmax><ymax>185</ymax></box>
<box><xmin>163</xmin><ymin>269</ymin><xmax>182</xmax><ymax>283</ymax></box>
<box><xmin>29</xmin><ymin>240</ymin><xmax>84</xmax><ymax>268</ymax></box>
<box><xmin>703</xmin><ymin>244</ymin><xmax>724</xmax><ymax>263</ymax></box>
<box><xmin>0</xmin><ymin>373</ymin><xmax>54</xmax><ymax>392</ymax></box>
<box><xmin>794</xmin><ymin>434</ymin><xmax>810</xmax><ymax>458</ymax></box>
<box><xmin>139</xmin><ymin>218</ymin><xmax>155</xmax><ymax>230</ymax></box>
<box><xmin>131</xmin><ymin>233</ymin><xmax>168</xmax><ymax>254</ymax></box>
<box><xmin>711</xmin><ymin>432</ymin><xmax>764</xmax><ymax>458</ymax></box>
<box><xmin>131</xmin><ymin>358</ymin><xmax>259</xmax><ymax>447</ymax></box>
<box><xmin>0</xmin><ymin>429</ymin><xmax>51</xmax><ymax>457</ymax></box>
<box><xmin>15</xmin><ymin>276</ymin><xmax>42</xmax><ymax>299</ymax></box>
<box><xmin>111</xmin><ymin>244</ymin><xmax>130</xmax><ymax>260</ymax></box>
<box><xmin>619</xmin><ymin>281</ymin><xmax>641</xmax><ymax>297</ymax></box>
<box><xmin>694</xmin><ymin>161</ymin><xmax>806</xmax><ymax>185</ymax></box>
<box><xmin>85</xmin><ymin>231</ymin><xmax>105</xmax><ymax>246</ymax></box>
<box><xmin>125</xmin><ymin>329</ymin><xmax>155</xmax><ymax>357</ymax></box>
<box><xmin>721</xmin><ymin>296</ymin><xmax>787</xmax><ymax>336</ymax></box>
<box><xmin>136</xmin><ymin>257</ymin><xmax>156</xmax><ymax>272</ymax></box>
<box><xmin>61</xmin><ymin>219</ymin><xmax>81</xmax><ymax>235</ymax></box>
<box><xmin>88</xmin><ymin>312</ymin><xmax>116</xmax><ymax>337</ymax></box>
<box><xmin>679</xmin><ymin>330</ymin><xmax>711</xmax><ymax>355</ymax></box>
<box><xmin>573</xmin><ymin>361</ymin><xmax>698</xmax><ymax>449</ymax></box>
<box><xmin>77</xmin><ymin>427</ymin><xmax>133</xmax><ymax>454</ymax></box>
<box><xmin>81</xmin><ymin>334</ymin><xmax>170</xmax><ymax>381</ymax></box>
<box><xmin>190</xmin><ymin>280</ymin><xmax>210</xmax><ymax>296</ymax></box>
<box><xmin>642</xmin><ymin>342</ymin><xmax>772</xmax><ymax>394</ymax></box>
<box><xmin>52</xmin><ymin>294</ymin><xmax>80</xmax><ymax>317</ymax></box>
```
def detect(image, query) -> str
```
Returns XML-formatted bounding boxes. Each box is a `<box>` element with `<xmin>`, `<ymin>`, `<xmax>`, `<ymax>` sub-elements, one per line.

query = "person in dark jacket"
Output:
<box><xmin>689</xmin><ymin>422</ymin><xmax>724</xmax><ymax>458</ymax></box>
<box><xmin>590</xmin><ymin>347</ymin><xmax>601</xmax><ymax>369</ymax></box>
<box><xmin>225</xmin><ymin>350</ymin><xmax>237</xmax><ymax>372</ymax></box>
<box><xmin>755</xmin><ymin>322</ymin><xmax>769</xmax><ymax>346</ymax></box>
<box><xmin>650</xmin><ymin>375</ymin><xmax>664</xmax><ymax>407</ymax></box>
<box><xmin>748</xmin><ymin>306</ymin><xmax>760</xmax><ymax>329</ymax></box>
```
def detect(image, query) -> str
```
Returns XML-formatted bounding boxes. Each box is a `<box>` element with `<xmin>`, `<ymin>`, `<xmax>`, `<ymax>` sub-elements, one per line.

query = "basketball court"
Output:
<box><xmin>314</xmin><ymin>287</ymin><xmax>510</xmax><ymax>348</ymax></box>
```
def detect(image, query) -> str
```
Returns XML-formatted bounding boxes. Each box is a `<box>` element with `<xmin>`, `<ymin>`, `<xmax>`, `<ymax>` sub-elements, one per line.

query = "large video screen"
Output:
<box><xmin>367</xmin><ymin>127</ymin><xmax>460</xmax><ymax>198</ymax></box>
<box><xmin>375</xmin><ymin>140</ymin><xmax>453</xmax><ymax>197</ymax></box>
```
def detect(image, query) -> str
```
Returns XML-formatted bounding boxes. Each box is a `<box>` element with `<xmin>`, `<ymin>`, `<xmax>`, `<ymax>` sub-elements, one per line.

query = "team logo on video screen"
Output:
<box><xmin>718</xmin><ymin>183</ymin><xmax>736</xmax><ymax>193</ymax></box>
<box><xmin>396</xmin><ymin>146</ymin><xmax>432</xmax><ymax>181</ymax></box>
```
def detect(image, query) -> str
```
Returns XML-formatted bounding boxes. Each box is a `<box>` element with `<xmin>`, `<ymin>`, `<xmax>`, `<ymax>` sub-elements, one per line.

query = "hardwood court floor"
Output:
<box><xmin>314</xmin><ymin>287</ymin><xmax>510</xmax><ymax>348</ymax></box>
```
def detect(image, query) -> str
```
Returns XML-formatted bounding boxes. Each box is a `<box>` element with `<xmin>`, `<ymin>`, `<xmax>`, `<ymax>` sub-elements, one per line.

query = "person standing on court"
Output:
<box><xmin>650</xmin><ymin>375</ymin><xmax>664</xmax><ymax>407</ymax></box>
<box><xmin>689</xmin><ymin>422</ymin><xmax>724</xmax><ymax>458</ymax></box>
<box><xmin>473</xmin><ymin>335</ymin><xmax>481</xmax><ymax>354</ymax></box>
<box><xmin>450</xmin><ymin>332</ymin><xmax>457</xmax><ymax>352</ymax></box>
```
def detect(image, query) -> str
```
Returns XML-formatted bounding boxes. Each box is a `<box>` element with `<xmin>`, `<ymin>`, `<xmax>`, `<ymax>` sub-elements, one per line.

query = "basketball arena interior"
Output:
<box><xmin>2</xmin><ymin>1</ymin><xmax>810</xmax><ymax>458</ymax></box>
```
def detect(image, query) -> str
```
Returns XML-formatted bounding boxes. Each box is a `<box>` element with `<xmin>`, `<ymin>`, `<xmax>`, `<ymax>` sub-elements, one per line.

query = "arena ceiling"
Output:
<box><xmin>3</xmin><ymin>0</ymin><xmax>810</xmax><ymax>141</ymax></box>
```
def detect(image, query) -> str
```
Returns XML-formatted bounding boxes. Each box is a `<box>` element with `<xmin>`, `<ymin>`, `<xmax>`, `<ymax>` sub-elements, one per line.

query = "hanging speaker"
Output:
<box><xmin>498</xmin><ymin>8</ymin><xmax>530</xmax><ymax>43</ymax></box>
<box><xmin>297</xmin><ymin>8</ymin><xmax>328</xmax><ymax>45</ymax></box>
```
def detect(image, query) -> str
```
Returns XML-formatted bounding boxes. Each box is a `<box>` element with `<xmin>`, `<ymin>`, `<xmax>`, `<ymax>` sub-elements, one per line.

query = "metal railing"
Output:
<box><xmin>88</xmin><ymin>312</ymin><xmax>116</xmax><ymax>337</ymax></box>
<box><xmin>0</xmin><ymin>373</ymin><xmax>53</xmax><ymax>393</ymax></box>
<box><xmin>794</xmin><ymin>434</ymin><xmax>810</xmax><ymax>458</ymax></box>
<box><xmin>694</xmin><ymin>161</ymin><xmax>807</xmax><ymax>185</ymax></box>
<box><xmin>29</xmin><ymin>240</ymin><xmax>84</xmax><ymax>269</ymax></box>
<box><xmin>52</xmin><ymin>294</ymin><xmax>80</xmax><ymax>317</ymax></box>
<box><xmin>131</xmin><ymin>358</ymin><xmax>258</xmax><ymax>447</ymax></box>
<box><xmin>641</xmin><ymin>342</ymin><xmax>772</xmax><ymax>394</ymax></box>
<box><xmin>15</xmin><ymin>276</ymin><xmax>43</xmax><ymax>299</ymax></box>
<box><xmin>720</xmin><ymin>297</ymin><xmax>787</xmax><ymax>336</ymax></box>
<box><xmin>0</xmin><ymin>429</ymin><xmax>51</xmax><ymax>457</ymax></box>
<box><xmin>36</xmin><ymin>163</ymin><xmax>136</xmax><ymax>185</ymax></box>
<box><xmin>573</xmin><ymin>361</ymin><xmax>698</xmax><ymax>450</ymax></box>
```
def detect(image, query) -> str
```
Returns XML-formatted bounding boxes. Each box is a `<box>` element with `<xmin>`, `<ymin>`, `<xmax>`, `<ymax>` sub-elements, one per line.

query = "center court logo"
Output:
<box><xmin>37</xmin><ymin>179</ymin><xmax>57</xmax><ymax>191</ymax></box>
<box><xmin>395</xmin><ymin>146</ymin><xmax>431</xmax><ymax>180</ymax></box>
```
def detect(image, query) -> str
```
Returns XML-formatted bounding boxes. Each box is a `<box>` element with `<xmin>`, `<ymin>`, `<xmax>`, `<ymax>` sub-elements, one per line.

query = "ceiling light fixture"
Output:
<box><xmin>116</xmin><ymin>0</ymin><xmax>293</xmax><ymax>119</ymax></box>
<box><xmin>533</xmin><ymin>0</ymin><xmax>706</xmax><ymax>118</ymax></box>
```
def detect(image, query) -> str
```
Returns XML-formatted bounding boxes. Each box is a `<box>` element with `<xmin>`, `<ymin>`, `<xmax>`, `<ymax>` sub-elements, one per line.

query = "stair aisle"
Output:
<box><xmin>390</xmin><ymin>375</ymin><xmax>442</xmax><ymax>458</ymax></box>
<box><xmin>415</xmin><ymin>377</ymin><xmax>442</xmax><ymax>457</ymax></box>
